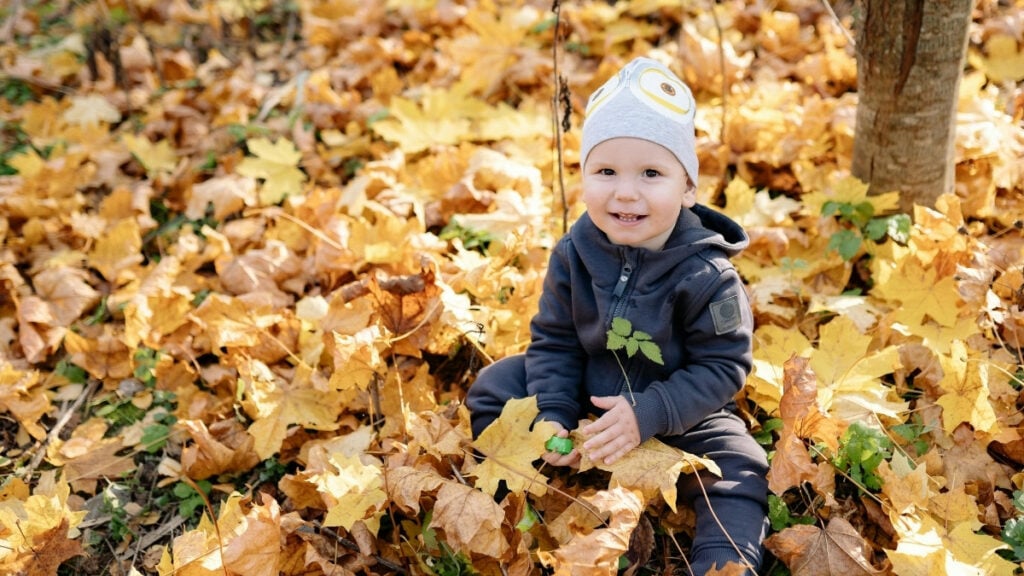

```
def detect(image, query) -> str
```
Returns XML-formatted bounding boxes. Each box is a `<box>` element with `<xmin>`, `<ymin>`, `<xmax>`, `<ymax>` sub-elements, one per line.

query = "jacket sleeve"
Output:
<box><xmin>525</xmin><ymin>240</ymin><xmax>587</xmax><ymax>431</ymax></box>
<box><xmin>630</xmin><ymin>261</ymin><xmax>754</xmax><ymax>441</ymax></box>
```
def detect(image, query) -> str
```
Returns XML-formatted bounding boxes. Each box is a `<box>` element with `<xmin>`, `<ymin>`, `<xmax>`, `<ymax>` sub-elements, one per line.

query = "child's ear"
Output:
<box><xmin>681</xmin><ymin>177</ymin><xmax>697</xmax><ymax>207</ymax></box>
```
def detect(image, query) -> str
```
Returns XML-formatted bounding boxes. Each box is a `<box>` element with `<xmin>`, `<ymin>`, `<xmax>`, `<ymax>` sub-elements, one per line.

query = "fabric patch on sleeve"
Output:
<box><xmin>709</xmin><ymin>295</ymin><xmax>742</xmax><ymax>335</ymax></box>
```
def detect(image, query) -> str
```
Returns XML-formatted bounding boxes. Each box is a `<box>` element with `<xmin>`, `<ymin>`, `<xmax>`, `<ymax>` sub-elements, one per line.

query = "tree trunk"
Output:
<box><xmin>851</xmin><ymin>0</ymin><xmax>972</xmax><ymax>215</ymax></box>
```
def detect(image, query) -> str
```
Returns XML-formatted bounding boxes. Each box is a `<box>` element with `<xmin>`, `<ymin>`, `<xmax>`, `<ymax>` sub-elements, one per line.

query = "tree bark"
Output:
<box><xmin>852</xmin><ymin>0</ymin><xmax>973</xmax><ymax>215</ymax></box>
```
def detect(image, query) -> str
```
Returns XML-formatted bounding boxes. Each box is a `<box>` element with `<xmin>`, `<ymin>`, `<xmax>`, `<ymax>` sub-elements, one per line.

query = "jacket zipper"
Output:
<box><xmin>610</xmin><ymin>249</ymin><xmax>638</xmax><ymax>404</ymax></box>
<box><xmin>610</xmin><ymin>249</ymin><xmax>634</xmax><ymax>321</ymax></box>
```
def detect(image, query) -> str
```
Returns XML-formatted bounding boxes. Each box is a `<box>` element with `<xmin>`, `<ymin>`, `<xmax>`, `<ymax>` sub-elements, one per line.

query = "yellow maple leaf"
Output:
<box><xmin>968</xmin><ymin>33</ymin><xmax>1024</xmax><ymax>83</ymax></box>
<box><xmin>872</xmin><ymin>255</ymin><xmax>962</xmax><ymax>328</ymax></box>
<box><xmin>0</xmin><ymin>471</ymin><xmax>86</xmax><ymax>572</ymax></box>
<box><xmin>471</xmin><ymin>395</ymin><xmax>557</xmax><ymax>497</ymax></box>
<box><xmin>347</xmin><ymin>204</ymin><xmax>425</xmax><ymax>265</ymax></box>
<box><xmin>240</xmin><ymin>360</ymin><xmax>342</xmax><ymax>459</ymax></box>
<box><xmin>314</xmin><ymin>453</ymin><xmax>387</xmax><ymax>533</ymax></box>
<box><xmin>63</xmin><ymin>94</ymin><xmax>121</xmax><ymax>126</ymax></box>
<box><xmin>186</xmin><ymin>174</ymin><xmax>257</xmax><ymax>220</ymax></box>
<box><xmin>446</xmin><ymin>4</ymin><xmax>543</xmax><ymax>98</ymax></box>
<box><xmin>122</xmin><ymin>133</ymin><xmax>178</xmax><ymax>174</ymax></box>
<box><xmin>7</xmin><ymin>148</ymin><xmax>45</xmax><ymax>177</ymax></box>
<box><xmin>189</xmin><ymin>293</ymin><xmax>265</xmax><ymax>349</ymax></box>
<box><xmin>929</xmin><ymin>484</ymin><xmax>982</xmax><ymax>527</ymax></box>
<box><xmin>159</xmin><ymin>493</ymin><xmax>281</xmax><ymax>576</ymax></box>
<box><xmin>578</xmin><ymin>433</ymin><xmax>720</xmax><ymax>513</ymax></box>
<box><xmin>749</xmin><ymin>324</ymin><xmax>813</xmax><ymax>414</ymax></box>
<box><xmin>891</xmin><ymin>314</ymin><xmax>980</xmax><ymax>356</ymax></box>
<box><xmin>235</xmin><ymin>137</ymin><xmax>307</xmax><ymax>205</ymax></box>
<box><xmin>327</xmin><ymin>326</ymin><xmax>386</xmax><ymax>391</ymax></box>
<box><xmin>935</xmin><ymin>340</ymin><xmax>999</xmax><ymax>434</ymax></box>
<box><xmin>721</xmin><ymin>178</ymin><xmax>801</xmax><ymax>228</ymax></box>
<box><xmin>877</xmin><ymin>452</ymin><xmax>930</xmax><ymax>516</ymax></box>
<box><xmin>124</xmin><ymin>291</ymin><xmax>192</xmax><ymax>349</ymax></box>
<box><xmin>371</xmin><ymin>87</ymin><xmax>486</xmax><ymax>154</ymax></box>
<box><xmin>810</xmin><ymin>316</ymin><xmax>905</xmax><ymax>422</ymax></box>
<box><xmin>89</xmin><ymin>217</ymin><xmax>144</xmax><ymax>284</ymax></box>
<box><xmin>887</xmin><ymin>514</ymin><xmax>1015</xmax><ymax>576</ymax></box>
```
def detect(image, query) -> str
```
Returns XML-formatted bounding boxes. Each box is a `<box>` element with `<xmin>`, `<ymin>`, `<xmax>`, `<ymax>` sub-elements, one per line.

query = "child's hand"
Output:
<box><xmin>542</xmin><ymin>423</ymin><xmax>580</xmax><ymax>468</ymax></box>
<box><xmin>581</xmin><ymin>396</ymin><xmax>640</xmax><ymax>465</ymax></box>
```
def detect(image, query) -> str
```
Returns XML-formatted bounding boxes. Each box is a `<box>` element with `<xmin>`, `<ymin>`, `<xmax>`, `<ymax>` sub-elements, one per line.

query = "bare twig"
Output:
<box><xmin>708</xmin><ymin>2</ymin><xmax>729</xmax><ymax>154</ymax></box>
<box><xmin>20</xmin><ymin>378</ymin><xmax>102</xmax><ymax>480</ymax></box>
<box><xmin>297</xmin><ymin>522</ymin><xmax>408</xmax><ymax>574</ymax></box>
<box><xmin>821</xmin><ymin>0</ymin><xmax>856</xmax><ymax>47</ymax></box>
<box><xmin>551</xmin><ymin>0</ymin><xmax>570</xmax><ymax>234</ymax></box>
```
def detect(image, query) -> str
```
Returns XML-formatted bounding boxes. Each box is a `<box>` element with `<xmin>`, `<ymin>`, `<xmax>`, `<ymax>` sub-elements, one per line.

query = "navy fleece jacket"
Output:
<box><xmin>525</xmin><ymin>204</ymin><xmax>754</xmax><ymax>442</ymax></box>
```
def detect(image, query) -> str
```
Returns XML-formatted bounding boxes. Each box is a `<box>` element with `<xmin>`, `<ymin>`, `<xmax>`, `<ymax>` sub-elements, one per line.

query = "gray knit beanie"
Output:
<box><xmin>580</xmin><ymin>57</ymin><xmax>699</xmax><ymax>188</ymax></box>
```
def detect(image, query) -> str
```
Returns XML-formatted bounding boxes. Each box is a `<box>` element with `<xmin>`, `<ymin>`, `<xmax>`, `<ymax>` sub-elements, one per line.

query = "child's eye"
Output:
<box><xmin>598</xmin><ymin>168</ymin><xmax>616</xmax><ymax>176</ymax></box>
<box><xmin>643</xmin><ymin>169</ymin><xmax>661</xmax><ymax>178</ymax></box>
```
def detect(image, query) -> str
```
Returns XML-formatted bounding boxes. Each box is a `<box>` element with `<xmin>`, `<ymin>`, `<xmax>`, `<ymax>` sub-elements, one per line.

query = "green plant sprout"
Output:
<box><xmin>822</xmin><ymin>199</ymin><xmax>911</xmax><ymax>261</ymax></box>
<box><xmin>1000</xmin><ymin>491</ymin><xmax>1024</xmax><ymax>562</ymax></box>
<box><xmin>831</xmin><ymin>421</ymin><xmax>893</xmax><ymax>492</ymax></box>
<box><xmin>606</xmin><ymin>317</ymin><xmax>664</xmax><ymax>406</ymax></box>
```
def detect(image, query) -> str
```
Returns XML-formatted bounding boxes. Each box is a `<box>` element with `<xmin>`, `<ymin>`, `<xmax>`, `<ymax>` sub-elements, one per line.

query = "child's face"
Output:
<box><xmin>582</xmin><ymin>137</ymin><xmax>696</xmax><ymax>251</ymax></box>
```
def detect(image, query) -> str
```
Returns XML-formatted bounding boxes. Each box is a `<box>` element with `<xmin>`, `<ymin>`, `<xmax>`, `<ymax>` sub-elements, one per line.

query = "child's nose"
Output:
<box><xmin>613</xmin><ymin>181</ymin><xmax>640</xmax><ymax>201</ymax></box>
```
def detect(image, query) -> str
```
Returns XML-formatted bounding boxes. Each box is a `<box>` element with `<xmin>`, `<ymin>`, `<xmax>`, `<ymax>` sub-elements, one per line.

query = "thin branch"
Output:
<box><xmin>551</xmin><ymin>0</ymin><xmax>570</xmax><ymax>234</ymax></box>
<box><xmin>821</xmin><ymin>0</ymin><xmax>856</xmax><ymax>47</ymax></box>
<box><xmin>709</xmin><ymin>1</ymin><xmax>729</xmax><ymax>150</ymax></box>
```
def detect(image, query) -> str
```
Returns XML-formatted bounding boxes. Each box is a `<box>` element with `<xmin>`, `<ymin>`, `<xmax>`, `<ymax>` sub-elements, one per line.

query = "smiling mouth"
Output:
<box><xmin>614</xmin><ymin>213</ymin><xmax>646</xmax><ymax>222</ymax></box>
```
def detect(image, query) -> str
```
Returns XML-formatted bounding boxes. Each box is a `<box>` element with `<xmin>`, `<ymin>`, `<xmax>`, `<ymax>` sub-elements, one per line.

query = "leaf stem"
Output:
<box><xmin>611</xmin><ymin>350</ymin><xmax>636</xmax><ymax>406</ymax></box>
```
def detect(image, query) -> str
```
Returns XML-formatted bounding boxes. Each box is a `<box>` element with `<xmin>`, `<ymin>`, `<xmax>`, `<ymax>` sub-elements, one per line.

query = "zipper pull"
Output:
<box><xmin>613</xmin><ymin>262</ymin><xmax>633</xmax><ymax>298</ymax></box>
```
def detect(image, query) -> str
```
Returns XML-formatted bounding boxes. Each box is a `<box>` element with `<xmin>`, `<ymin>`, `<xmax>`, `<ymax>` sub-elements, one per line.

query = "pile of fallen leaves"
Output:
<box><xmin>2</xmin><ymin>0</ymin><xmax>1024</xmax><ymax>574</ymax></box>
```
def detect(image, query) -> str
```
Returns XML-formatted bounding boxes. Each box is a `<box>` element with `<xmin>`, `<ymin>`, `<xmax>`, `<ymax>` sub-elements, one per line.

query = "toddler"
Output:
<box><xmin>466</xmin><ymin>57</ymin><xmax>769</xmax><ymax>574</ymax></box>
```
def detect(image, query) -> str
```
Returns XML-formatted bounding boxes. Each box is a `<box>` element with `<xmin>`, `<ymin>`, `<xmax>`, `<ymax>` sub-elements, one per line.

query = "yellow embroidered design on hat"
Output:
<box><xmin>579</xmin><ymin>57</ymin><xmax>700</xmax><ymax>187</ymax></box>
<box><xmin>584</xmin><ymin>70</ymin><xmax>624</xmax><ymax>118</ymax></box>
<box><xmin>633</xmin><ymin>65</ymin><xmax>694</xmax><ymax>121</ymax></box>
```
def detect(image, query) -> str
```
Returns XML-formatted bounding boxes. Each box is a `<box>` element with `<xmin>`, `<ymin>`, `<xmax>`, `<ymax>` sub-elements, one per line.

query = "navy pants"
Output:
<box><xmin>466</xmin><ymin>355</ymin><xmax>770</xmax><ymax>575</ymax></box>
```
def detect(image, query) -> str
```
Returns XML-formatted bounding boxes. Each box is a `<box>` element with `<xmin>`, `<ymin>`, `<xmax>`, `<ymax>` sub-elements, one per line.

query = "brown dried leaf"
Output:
<box><xmin>580</xmin><ymin>434</ymin><xmax>720</xmax><ymax>513</ymax></box>
<box><xmin>764</xmin><ymin>517</ymin><xmax>883</xmax><ymax>576</ymax></box>
<box><xmin>180</xmin><ymin>418</ymin><xmax>261</xmax><ymax>480</ymax></box>
<box><xmin>539</xmin><ymin>487</ymin><xmax>643</xmax><ymax>576</ymax></box>
<box><xmin>431</xmin><ymin>480</ymin><xmax>509</xmax><ymax>558</ymax></box>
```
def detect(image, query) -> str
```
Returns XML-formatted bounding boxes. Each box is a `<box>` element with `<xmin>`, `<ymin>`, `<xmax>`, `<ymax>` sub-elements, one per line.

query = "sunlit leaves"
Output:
<box><xmin>0</xmin><ymin>1</ymin><xmax>1022</xmax><ymax>575</ymax></box>
<box><xmin>236</xmin><ymin>137</ymin><xmax>307</xmax><ymax>205</ymax></box>
<box><xmin>472</xmin><ymin>396</ymin><xmax>556</xmax><ymax>498</ymax></box>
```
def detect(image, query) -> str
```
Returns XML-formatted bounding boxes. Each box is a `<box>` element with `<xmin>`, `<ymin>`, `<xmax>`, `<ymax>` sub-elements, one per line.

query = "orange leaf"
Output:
<box><xmin>21</xmin><ymin>518</ymin><xmax>86</xmax><ymax>576</ymax></box>
<box><xmin>768</xmin><ymin>355</ymin><xmax>841</xmax><ymax>495</ymax></box>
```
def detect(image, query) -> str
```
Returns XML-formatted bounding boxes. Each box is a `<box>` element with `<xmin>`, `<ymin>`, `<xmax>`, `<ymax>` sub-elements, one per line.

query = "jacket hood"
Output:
<box><xmin>571</xmin><ymin>204</ymin><xmax>749</xmax><ymax>279</ymax></box>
